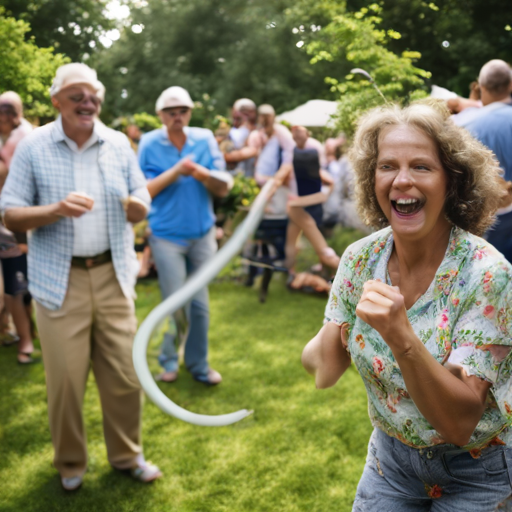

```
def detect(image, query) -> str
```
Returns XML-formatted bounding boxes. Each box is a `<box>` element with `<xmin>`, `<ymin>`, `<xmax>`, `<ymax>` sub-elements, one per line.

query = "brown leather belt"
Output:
<box><xmin>71</xmin><ymin>250</ymin><xmax>112</xmax><ymax>269</ymax></box>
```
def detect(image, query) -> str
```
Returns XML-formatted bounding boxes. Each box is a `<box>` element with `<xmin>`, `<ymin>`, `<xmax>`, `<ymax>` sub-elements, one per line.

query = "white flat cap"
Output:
<box><xmin>233</xmin><ymin>98</ymin><xmax>256</xmax><ymax>111</ymax></box>
<box><xmin>258</xmin><ymin>104</ymin><xmax>275</xmax><ymax>115</ymax></box>
<box><xmin>155</xmin><ymin>86</ymin><xmax>194</xmax><ymax>112</ymax></box>
<box><xmin>0</xmin><ymin>91</ymin><xmax>23</xmax><ymax>117</ymax></box>
<box><xmin>50</xmin><ymin>63</ymin><xmax>105</xmax><ymax>98</ymax></box>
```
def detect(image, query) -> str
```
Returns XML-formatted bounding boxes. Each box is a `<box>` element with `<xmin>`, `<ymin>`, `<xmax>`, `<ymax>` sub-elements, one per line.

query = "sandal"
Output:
<box><xmin>0</xmin><ymin>332</ymin><xmax>19</xmax><ymax>347</ymax></box>
<box><xmin>17</xmin><ymin>351</ymin><xmax>39</xmax><ymax>365</ymax></box>
<box><xmin>155</xmin><ymin>371</ymin><xmax>178</xmax><ymax>383</ymax></box>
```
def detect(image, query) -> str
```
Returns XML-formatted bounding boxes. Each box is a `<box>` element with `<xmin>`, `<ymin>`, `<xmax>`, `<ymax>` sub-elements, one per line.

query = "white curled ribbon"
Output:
<box><xmin>132</xmin><ymin>179</ymin><xmax>275</xmax><ymax>426</ymax></box>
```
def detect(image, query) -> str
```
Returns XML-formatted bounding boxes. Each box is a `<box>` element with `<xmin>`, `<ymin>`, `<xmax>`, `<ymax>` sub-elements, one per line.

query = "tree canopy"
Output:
<box><xmin>0</xmin><ymin>7</ymin><xmax>68</xmax><ymax>119</ymax></box>
<box><xmin>346</xmin><ymin>0</ymin><xmax>512</xmax><ymax>96</ymax></box>
<box><xmin>2</xmin><ymin>0</ymin><xmax>511</xmax><ymax>126</ymax></box>
<box><xmin>288</xmin><ymin>1</ymin><xmax>429</xmax><ymax>136</ymax></box>
<box><xmin>0</xmin><ymin>0</ymin><xmax>114</xmax><ymax>62</ymax></box>
<box><xmin>91</xmin><ymin>0</ymin><xmax>331</xmax><ymax>122</ymax></box>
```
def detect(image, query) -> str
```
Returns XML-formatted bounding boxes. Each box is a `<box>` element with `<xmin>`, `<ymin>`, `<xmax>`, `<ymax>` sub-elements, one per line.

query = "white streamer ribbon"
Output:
<box><xmin>132</xmin><ymin>179</ymin><xmax>275</xmax><ymax>426</ymax></box>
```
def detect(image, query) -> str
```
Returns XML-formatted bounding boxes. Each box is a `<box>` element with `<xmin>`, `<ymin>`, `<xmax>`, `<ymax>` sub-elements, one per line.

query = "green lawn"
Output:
<box><xmin>0</xmin><ymin>273</ymin><xmax>371</xmax><ymax>511</ymax></box>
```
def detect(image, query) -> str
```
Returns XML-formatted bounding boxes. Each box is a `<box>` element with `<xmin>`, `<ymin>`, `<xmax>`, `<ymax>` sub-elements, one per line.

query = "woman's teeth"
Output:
<box><xmin>392</xmin><ymin>199</ymin><xmax>422</xmax><ymax>215</ymax></box>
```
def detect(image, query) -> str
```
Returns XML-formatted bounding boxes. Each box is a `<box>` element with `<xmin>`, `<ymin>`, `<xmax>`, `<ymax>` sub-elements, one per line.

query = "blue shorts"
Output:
<box><xmin>353</xmin><ymin>428</ymin><xmax>512</xmax><ymax>511</ymax></box>
<box><xmin>1</xmin><ymin>254</ymin><xmax>28</xmax><ymax>296</ymax></box>
<box><xmin>304</xmin><ymin>203</ymin><xmax>323</xmax><ymax>228</ymax></box>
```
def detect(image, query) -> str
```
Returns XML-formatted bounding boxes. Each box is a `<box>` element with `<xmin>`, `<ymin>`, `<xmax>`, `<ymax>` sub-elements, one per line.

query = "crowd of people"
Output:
<box><xmin>0</xmin><ymin>56</ymin><xmax>511</xmax><ymax>511</ymax></box>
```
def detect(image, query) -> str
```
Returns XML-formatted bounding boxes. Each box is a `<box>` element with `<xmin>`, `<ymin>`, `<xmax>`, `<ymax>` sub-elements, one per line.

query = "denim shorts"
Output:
<box><xmin>353</xmin><ymin>428</ymin><xmax>512</xmax><ymax>511</ymax></box>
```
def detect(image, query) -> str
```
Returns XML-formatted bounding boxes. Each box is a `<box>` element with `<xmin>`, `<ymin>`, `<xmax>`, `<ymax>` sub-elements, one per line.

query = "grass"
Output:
<box><xmin>0</xmin><ymin>231</ymin><xmax>371</xmax><ymax>512</ymax></box>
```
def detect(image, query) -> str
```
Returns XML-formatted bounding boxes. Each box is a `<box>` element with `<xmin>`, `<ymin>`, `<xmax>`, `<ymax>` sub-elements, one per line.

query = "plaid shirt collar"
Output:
<box><xmin>53</xmin><ymin>115</ymin><xmax>102</xmax><ymax>153</ymax></box>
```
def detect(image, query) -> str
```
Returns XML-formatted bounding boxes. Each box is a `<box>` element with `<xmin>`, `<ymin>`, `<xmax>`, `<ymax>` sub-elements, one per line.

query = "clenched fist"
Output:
<box><xmin>355</xmin><ymin>280</ymin><xmax>414</xmax><ymax>353</ymax></box>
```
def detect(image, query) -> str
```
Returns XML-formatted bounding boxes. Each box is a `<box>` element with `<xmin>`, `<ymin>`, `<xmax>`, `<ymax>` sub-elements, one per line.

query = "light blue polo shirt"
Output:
<box><xmin>466</xmin><ymin>102</ymin><xmax>512</xmax><ymax>181</ymax></box>
<box><xmin>138</xmin><ymin>126</ymin><xmax>226</xmax><ymax>245</ymax></box>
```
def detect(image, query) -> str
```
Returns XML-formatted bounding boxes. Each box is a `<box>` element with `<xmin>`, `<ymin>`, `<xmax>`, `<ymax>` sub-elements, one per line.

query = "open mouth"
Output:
<box><xmin>391</xmin><ymin>198</ymin><xmax>424</xmax><ymax>216</ymax></box>
<box><xmin>76</xmin><ymin>110</ymin><xmax>94</xmax><ymax>120</ymax></box>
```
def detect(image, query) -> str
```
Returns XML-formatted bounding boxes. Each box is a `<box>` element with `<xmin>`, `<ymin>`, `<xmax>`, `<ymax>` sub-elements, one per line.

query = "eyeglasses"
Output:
<box><xmin>0</xmin><ymin>105</ymin><xmax>16</xmax><ymax>116</ymax></box>
<box><xmin>162</xmin><ymin>108</ymin><xmax>190</xmax><ymax>117</ymax></box>
<box><xmin>68</xmin><ymin>93</ymin><xmax>101</xmax><ymax>106</ymax></box>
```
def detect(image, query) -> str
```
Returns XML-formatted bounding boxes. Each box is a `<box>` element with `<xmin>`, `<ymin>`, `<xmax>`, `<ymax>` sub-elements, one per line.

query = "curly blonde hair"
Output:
<box><xmin>348</xmin><ymin>99</ymin><xmax>504</xmax><ymax>236</ymax></box>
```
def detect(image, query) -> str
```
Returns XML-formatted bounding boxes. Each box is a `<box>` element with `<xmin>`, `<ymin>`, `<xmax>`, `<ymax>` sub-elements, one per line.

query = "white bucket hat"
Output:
<box><xmin>155</xmin><ymin>86</ymin><xmax>194</xmax><ymax>112</ymax></box>
<box><xmin>50</xmin><ymin>63</ymin><xmax>105</xmax><ymax>98</ymax></box>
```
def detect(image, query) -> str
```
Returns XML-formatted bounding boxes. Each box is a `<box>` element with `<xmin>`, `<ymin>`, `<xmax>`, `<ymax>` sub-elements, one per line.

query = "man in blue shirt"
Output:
<box><xmin>466</xmin><ymin>60</ymin><xmax>512</xmax><ymax>181</ymax></box>
<box><xmin>138</xmin><ymin>86</ymin><xmax>232</xmax><ymax>385</ymax></box>
<box><xmin>466</xmin><ymin>59</ymin><xmax>512</xmax><ymax>262</ymax></box>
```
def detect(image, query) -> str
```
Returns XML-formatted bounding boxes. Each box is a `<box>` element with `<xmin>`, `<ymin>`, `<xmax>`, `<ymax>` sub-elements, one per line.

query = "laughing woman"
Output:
<box><xmin>302</xmin><ymin>100</ymin><xmax>512</xmax><ymax>511</ymax></box>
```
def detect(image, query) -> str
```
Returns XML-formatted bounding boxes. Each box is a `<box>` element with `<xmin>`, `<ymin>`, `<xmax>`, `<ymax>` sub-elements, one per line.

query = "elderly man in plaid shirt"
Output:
<box><xmin>1</xmin><ymin>63</ymin><xmax>161</xmax><ymax>490</ymax></box>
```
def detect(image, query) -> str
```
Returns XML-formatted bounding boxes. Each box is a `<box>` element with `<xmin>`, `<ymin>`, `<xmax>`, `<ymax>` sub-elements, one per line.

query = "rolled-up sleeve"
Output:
<box><xmin>1</xmin><ymin>138</ymin><xmax>36</xmax><ymax>210</ymax></box>
<box><xmin>126</xmin><ymin>146</ymin><xmax>151</xmax><ymax>207</ymax></box>
<box><xmin>448</xmin><ymin>261</ymin><xmax>512</xmax><ymax>422</ymax></box>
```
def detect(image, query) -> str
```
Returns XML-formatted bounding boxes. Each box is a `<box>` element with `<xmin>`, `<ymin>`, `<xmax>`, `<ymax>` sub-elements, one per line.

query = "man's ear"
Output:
<box><xmin>51</xmin><ymin>95</ymin><xmax>60</xmax><ymax>111</ymax></box>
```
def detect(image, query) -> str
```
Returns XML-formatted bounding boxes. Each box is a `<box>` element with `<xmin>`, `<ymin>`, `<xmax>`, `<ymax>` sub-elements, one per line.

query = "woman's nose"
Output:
<box><xmin>393</xmin><ymin>167</ymin><xmax>413</xmax><ymax>188</ymax></box>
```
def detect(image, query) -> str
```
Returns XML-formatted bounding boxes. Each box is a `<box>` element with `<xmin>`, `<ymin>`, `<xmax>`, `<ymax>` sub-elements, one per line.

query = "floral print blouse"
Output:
<box><xmin>324</xmin><ymin>226</ymin><xmax>512</xmax><ymax>450</ymax></box>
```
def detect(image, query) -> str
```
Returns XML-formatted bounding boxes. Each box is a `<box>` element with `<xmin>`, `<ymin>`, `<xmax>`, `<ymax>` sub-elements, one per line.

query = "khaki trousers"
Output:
<box><xmin>35</xmin><ymin>263</ymin><xmax>142</xmax><ymax>478</ymax></box>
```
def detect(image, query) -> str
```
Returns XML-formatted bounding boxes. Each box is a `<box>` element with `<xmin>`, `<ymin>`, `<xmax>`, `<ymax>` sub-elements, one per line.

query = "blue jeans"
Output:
<box><xmin>149</xmin><ymin>229</ymin><xmax>216</xmax><ymax>380</ymax></box>
<box><xmin>353</xmin><ymin>428</ymin><xmax>512</xmax><ymax>511</ymax></box>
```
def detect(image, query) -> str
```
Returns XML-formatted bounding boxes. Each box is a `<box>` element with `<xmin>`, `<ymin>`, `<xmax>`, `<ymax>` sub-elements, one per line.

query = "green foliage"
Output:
<box><xmin>346</xmin><ymin>0</ymin><xmax>512</xmax><ymax>96</ymax></box>
<box><xmin>190</xmin><ymin>94</ymin><xmax>224</xmax><ymax>131</ymax></box>
<box><xmin>0</xmin><ymin>8</ymin><xmax>68</xmax><ymax>119</ymax></box>
<box><xmin>0</xmin><ymin>0</ymin><xmax>114</xmax><ymax>61</ymax></box>
<box><xmin>133</xmin><ymin>112</ymin><xmax>162</xmax><ymax>132</ymax></box>
<box><xmin>111</xmin><ymin>112</ymin><xmax>162</xmax><ymax>133</ymax></box>
<box><xmin>291</xmin><ymin>2</ymin><xmax>429</xmax><ymax>137</ymax></box>
<box><xmin>216</xmin><ymin>174</ymin><xmax>260</xmax><ymax>218</ymax></box>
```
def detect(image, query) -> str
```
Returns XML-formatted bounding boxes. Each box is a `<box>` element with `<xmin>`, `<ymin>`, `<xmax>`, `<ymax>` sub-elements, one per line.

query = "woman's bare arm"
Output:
<box><xmin>394</xmin><ymin>340</ymin><xmax>491</xmax><ymax>446</ymax></box>
<box><xmin>302</xmin><ymin>322</ymin><xmax>351</xmax><ymax>389</ymax></box>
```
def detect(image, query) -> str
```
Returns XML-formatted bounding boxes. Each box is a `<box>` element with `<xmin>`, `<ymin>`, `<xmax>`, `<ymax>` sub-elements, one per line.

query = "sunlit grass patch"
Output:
<box><xmin>0</xmin><ymin>272</ymin><xmax>370</xmax><ymax>511</ymax></box>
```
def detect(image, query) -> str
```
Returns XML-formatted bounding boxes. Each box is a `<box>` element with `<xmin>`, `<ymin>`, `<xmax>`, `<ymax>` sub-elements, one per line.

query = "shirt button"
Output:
<box><xmin>426</xmin><ymin>450</ymin><xmax>434</xmax><ymax>459</ymax></box>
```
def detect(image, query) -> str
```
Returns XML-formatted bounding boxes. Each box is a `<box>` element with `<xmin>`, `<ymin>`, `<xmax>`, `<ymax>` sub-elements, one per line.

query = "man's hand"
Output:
<box><xmin>176</xmin><ymin>158</ymin><xmax>196</xmax><ymax>176</ymax></box>
<box><xmin>190</xmin><ymin>165</ymin><xmax>210</xmax><ymax>183</ymax></box>
<box><xmin>56</xmin><ymin>192</ymin><xmax>94</xmax><ymax>218</ymax></box>
<box><xmin>147</xmin><ymin>158</ymin><xmax>207</xmax><ymax>199</ymax></box>
<box><xmin>175</xmin><ymin>158</ymin><xmax>210</xmax><ymax>182</ymax></box>
<box><xmin>355</xmin><ymin>280</ymin><xmax>414</xmax><ymax>354</ymax></box>
<box><xmin>122</xmin><ymin>196</ymin><xmax>149</xmax><ymax>223</ymax></box>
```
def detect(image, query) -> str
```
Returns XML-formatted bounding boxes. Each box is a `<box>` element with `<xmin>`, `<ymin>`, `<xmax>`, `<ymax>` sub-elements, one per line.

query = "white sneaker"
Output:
<box><xmin>130</xmin><ymin>461</ymin><xmax>162</xmax><ymax>483</ymax></box>
<box><xmin>61</xmin><ymin>475</ymin><xmax>83</xmax><ymax>491</ymax></box>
